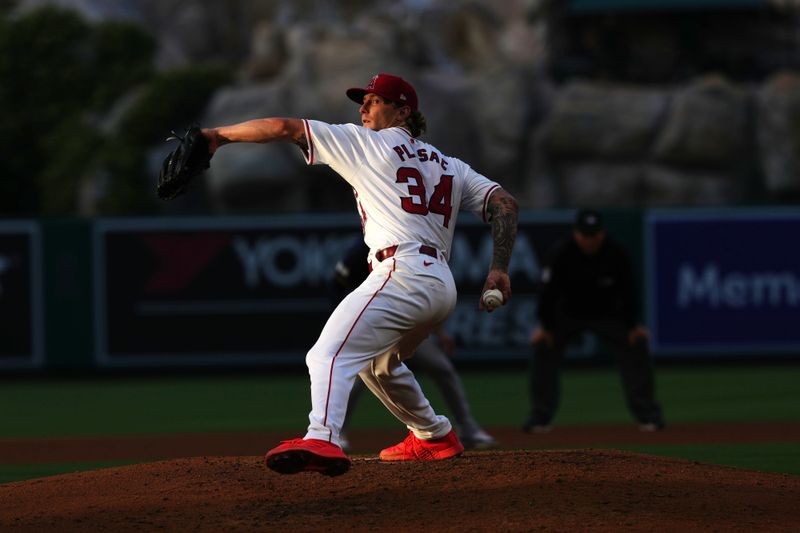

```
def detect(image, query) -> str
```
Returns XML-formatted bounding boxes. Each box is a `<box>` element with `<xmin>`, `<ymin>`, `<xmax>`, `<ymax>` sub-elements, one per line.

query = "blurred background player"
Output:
<box><xmin>330</xmin><ymin>237</ymin><xmax>497</xmax><ymax>451</ymax></box>
<box><xmin>523</xmin><ymin>208</ymin><xmax>664</xmax><ymax>433</ymax></box>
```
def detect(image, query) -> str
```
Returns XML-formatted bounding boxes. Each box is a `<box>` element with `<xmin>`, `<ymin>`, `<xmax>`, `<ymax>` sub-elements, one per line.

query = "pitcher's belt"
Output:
<box><xmin>375</xmin><ymin>244</ymin><xmax>437</xmax><ymax>262</ymax></box>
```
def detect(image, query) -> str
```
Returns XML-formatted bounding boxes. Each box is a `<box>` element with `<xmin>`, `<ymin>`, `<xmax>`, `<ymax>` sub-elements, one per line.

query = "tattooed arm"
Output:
<box><xmin>481</xmin><ymin>188</ymin><xmax>519</xmax><ymax>312</ymax></box>
<box><xmin>487</xmin><ymin>188</ymin><xmax>518</xmax><ymax>272</ymax></box>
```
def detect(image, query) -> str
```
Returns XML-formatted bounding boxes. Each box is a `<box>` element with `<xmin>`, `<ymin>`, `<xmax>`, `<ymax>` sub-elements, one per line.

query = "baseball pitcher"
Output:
<box><xmin>200</xmin><ymin>73</ymin><xmax>518</xmax><ymax>476</ymax></box>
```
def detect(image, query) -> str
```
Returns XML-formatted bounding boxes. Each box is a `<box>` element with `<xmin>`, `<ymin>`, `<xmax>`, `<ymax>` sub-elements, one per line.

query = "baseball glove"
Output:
<box><xmin>157</xmin><ymin>125</ymin><xmax>212</xmax><ymax>200</ymax></box>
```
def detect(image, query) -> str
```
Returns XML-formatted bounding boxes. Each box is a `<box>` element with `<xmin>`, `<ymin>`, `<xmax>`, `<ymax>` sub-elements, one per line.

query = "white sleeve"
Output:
<box><xmin>458</xmin><ymin>162</ymin><xmax>501</xmax><ymax>223</ymax></box>
<box><xmin>302</xmin><ymin>119</ymin><xmax>365</xmax><ymax>169</ymax></box>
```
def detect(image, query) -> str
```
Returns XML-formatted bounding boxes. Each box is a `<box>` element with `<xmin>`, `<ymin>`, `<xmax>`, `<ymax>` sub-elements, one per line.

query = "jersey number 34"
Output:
<box><xmin>396</xmin><ymin>167</ymin><xmax>453</xmax><ymax>228</ymax></box>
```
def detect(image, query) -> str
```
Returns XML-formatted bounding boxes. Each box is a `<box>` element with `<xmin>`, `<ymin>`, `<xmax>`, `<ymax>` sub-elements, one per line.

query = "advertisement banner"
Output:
<box><xmin>646</xmin><ymin>210</ymin><xmax>800</xmax><ymax>356</ymax></box>
<box><xmin>94</xmin><ymin>212</ymin><xmax>572</xmax><ymax>367</ymax></box>
<box><xmin>0</xmin><ymin>221</ymin><xmax>43</xmax><ymax>368</ymax></box>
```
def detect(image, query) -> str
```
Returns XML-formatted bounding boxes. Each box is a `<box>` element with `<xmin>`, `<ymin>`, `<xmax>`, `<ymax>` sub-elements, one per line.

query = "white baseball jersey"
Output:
<box><xmin>302</xmin><ymin>120</ymin><xmax>500</xmax><ymax>260</ymax></box>
<box><xmin>298</xmin><ymin>119</ymin><xmax>500</xmax><ymax>447</ymax></box>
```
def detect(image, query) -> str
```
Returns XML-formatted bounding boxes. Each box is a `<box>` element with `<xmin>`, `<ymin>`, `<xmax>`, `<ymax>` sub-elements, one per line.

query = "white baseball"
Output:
<box><xmin>482</xmin><ymin>289</ymin><xmax>504</xmax><ymax>310</ymax></box>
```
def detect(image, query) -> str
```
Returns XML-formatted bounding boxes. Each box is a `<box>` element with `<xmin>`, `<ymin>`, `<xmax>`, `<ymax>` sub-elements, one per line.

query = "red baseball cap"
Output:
<box><xmin>346</xmin><ymin>73</ymin><xmax>418</xmax><ymax>112</ymax></box>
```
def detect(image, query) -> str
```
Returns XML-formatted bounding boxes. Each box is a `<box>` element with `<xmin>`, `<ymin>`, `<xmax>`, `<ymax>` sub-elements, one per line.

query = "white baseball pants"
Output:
<box><xmin>303</xmin><ymin>242</ymin><xmax>457</xmax><ymax>446</ymax></box>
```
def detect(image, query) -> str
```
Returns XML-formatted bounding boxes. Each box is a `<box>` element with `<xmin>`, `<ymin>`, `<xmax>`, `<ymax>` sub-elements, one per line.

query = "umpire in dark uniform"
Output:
<box><xmin>523</xmin><ymin>208</ymin><xmax>664</xmax><ymax>433</ymax></box>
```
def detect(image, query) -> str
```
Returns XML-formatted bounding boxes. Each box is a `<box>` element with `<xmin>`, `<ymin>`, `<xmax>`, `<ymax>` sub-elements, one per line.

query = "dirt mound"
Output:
<box><xmin>2</xmin><ymin>449</ymin><xmax>798</xmax><ymax>532</ymax></box>
<box><xmin>3</xmin><ymin>421</ymin><xmax>799</xmax><ymax>464</ymax></box>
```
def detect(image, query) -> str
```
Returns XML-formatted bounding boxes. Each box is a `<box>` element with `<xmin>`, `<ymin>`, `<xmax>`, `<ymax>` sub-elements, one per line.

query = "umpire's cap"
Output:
<box><xmin>347</xmin><ymin>73</ymin><xmax>419</xmax><ymax>111</ymax></box>
<box><xmin>574</xmin><ymin>208</ymin><xmax>604</xmax><ymax>235</ymax></box>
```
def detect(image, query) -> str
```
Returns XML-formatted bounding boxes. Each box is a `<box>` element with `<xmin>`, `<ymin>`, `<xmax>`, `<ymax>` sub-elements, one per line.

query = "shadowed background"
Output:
<box><xmin>0</xmin><ymin>0</ymin><xmax>798</xmax><ymax>485</ymax></box>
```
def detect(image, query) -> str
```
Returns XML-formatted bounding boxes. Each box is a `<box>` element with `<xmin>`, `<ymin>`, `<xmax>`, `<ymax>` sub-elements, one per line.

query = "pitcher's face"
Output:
<box><xmin>359</xmin><ymin>93</ymin><xmax>409</xmax><ymax>131</ymax></box>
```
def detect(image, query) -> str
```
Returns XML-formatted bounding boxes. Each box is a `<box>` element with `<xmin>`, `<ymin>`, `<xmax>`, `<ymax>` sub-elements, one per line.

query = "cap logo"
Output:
<box><xmin>399</xmin><ymin>93</ymin><xmax>407</xmax><ymax>101</ymax></box>
<box><xmin>367</xmin><ymin>75</ymin><xmax>378</xmax><ymax>90</ymax></box>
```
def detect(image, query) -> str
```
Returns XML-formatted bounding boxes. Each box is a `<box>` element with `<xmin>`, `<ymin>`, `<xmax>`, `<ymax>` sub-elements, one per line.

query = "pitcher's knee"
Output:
<box><xmin>305</xmin><ymin>345</ymin><xmax>330</xmax><ymax>367</ymax></box>
<box><xmin>368</xmin><ymin>352</ymin><xmax>403</xmax><ymax>381</ymax></box>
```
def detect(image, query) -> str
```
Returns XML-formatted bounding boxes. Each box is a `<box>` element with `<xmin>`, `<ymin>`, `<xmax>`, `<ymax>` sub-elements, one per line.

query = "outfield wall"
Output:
<box><xmin>645</xmin><ymin>209</ymin><xmax>800</xmax><ymax>356</ymax></box>
<box><xmin>1</xmin><ymin>208</ymin><xmax>797</xmax><ymax>372</ymax></box>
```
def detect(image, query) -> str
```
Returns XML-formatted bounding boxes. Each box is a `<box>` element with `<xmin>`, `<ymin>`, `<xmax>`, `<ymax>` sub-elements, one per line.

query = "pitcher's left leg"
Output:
<box><xmin>359</xmin><ymin>346</ymin><xmax>452</xmax><ymax>439</ymax></box>
<box><xmin>360</xmin><ymin>350</ymin><xmax>463</xmax><ymax>461</ymax></box>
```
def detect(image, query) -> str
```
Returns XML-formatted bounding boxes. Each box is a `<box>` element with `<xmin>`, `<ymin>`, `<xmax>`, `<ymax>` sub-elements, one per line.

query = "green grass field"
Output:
<box><xmin>1</xmin><ymin>363</ymin><xmax>798</xmax><ymax>483</ymax></box>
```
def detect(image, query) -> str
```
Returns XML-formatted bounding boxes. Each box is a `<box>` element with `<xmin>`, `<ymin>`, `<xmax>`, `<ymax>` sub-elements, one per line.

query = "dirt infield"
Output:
<box><xmin>2</xmin><ymin>421</ymin><xmax>799</xmax><ymax>463</ymax></box>
<box><xmin>1</xmin><ymin>422</ymin><xmax>799</xmax><ymax>532</ymax></box>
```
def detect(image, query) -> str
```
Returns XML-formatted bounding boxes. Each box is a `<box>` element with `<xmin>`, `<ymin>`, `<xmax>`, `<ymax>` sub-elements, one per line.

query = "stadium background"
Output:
<box><xmin>1</xmin><ymin>208</ymin><xmax>798</xmax><ymax>485</ymax></box>
<box><xmin>0</xmin><ymin>0</ymin><xmax>798</xmax><ymax>503</ymax></box>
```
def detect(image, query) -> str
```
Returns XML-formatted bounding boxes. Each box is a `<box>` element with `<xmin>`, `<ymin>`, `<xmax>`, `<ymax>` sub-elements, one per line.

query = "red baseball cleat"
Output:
<box><xmin>265</xmin><ymin>438</ymin><xmax>350</xmax><ymax>476</ymax></box>
<box><xmin>379</xmin><ymin>429</ymin><xmax>465</xmax><ymax>461</ymax></box>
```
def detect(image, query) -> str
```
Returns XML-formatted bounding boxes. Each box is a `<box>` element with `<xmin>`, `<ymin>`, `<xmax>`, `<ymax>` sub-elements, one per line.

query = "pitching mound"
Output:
<box><xmin>2</xmin><ymin>449</ymin><xmax>798</xmax><ymax>532</ymax></box>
